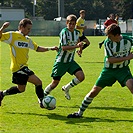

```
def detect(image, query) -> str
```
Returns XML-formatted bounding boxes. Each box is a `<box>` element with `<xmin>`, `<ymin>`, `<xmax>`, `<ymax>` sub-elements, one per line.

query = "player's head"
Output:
<box><xmin>18</xmin><ymin>18</ymin><xmax>32</xmax><ymax>36</ymax></box>
<box><xmin>109</xmin><ymin>13</ymin><xmax>115</xmax><ymax>20</ymax></box>
<box><xmin>105</xmin><ymin>23</ymin><xmax>121</xmax><ymax>42</ymax></box>
<box><xmin>66</xmin><ymin>14</ymin><xmax>77</xmax><ymax>32</ymax></box>
<box><xmin>79</xmin><ymin>10</ymin><xmax>85</xmax><ymax>18</ymax></box>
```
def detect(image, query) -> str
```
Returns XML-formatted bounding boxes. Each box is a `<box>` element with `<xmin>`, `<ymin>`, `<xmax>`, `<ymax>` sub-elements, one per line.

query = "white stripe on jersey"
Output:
<box><xmin>11</xmin><ymin>46</ymin><xmax>16</xmax><ymax>57</ymax></box>
<box><xmin>104</xmin><ymin>36</ymin><xmax>132</xmax><ymax>68</ymax></box>
<box><xmin>3</xmin><ymin>32</ymin><xmax>12</xmax><ymax>44</ymax></box>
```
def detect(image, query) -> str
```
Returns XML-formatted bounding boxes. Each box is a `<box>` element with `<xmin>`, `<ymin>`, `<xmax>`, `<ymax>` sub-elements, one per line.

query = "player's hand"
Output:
<box><xmin>77</xmin><ymin>42</ymin><xmax>83</xmax><ymax>48</ymax></box>
<box><xmin>128</xmin><ymin>52</ymin><xmax>133</xmax><ymax>60</ymax></box>
<box><xmin>76</xmin><ymin>50</ymin><xmax>82</xmax><ymax>57</ymax></box>
<box><xmin>83</xmin><ymin>26</ymin><xmax>87</xmax><ymax>30</ymax></box>
<box><xmin>2</xmin><ymin>22</ymin><xmax>10</xmax><ymax>29</ymax></box>
<box><xmin>51</xmin><ymin>46</ymin><xmax>58</xmax><ymax>51</ymax></box>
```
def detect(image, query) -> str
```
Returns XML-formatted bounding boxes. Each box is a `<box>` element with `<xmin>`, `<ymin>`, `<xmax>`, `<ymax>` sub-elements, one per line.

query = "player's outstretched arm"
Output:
<box><xmin>0</xmin><ymin>22</ymin><xmax>10</xmax><ymax>38</ymax></box>
<box><xmin>36</xmin><ymin>46</ymin><xmax>58</xmax><ymax>52</ymax></box>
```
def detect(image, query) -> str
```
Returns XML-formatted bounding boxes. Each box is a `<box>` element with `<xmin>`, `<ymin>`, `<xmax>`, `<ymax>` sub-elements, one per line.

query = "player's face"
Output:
<box><xmin>80</xmin><ymin>13</ymin><xmax>85</xmax><ymax>18</ymax></box>
<box><xmin>108</xmin><ymin>34</ymin><xmax>121</xmax><ymax>42</ymax></box>
<box><xmin>21</xmin><ymin>24</ymin><xmax>32</xmax><ymax>36</ymax></box>
<box><xmin>67</xmin><ymin>21</ymin><xmax>76</xmax><ymax>32</ymax></box>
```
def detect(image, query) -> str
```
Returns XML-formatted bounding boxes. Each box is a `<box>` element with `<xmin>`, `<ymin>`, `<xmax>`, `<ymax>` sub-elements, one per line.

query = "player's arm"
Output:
<box><xmin>76</xmin><ymin>25</ymin><xmax>87</xmax><ymax>30</ymax></box>
<box><xmin>36</xmin><ymin>46</ymin><xmax>58</xmax><ymax>52</ymax></box>
<box><xmin>62</xmin><ymin>42</ymin><xmax>83</xmax><ymax>51</ymax></box>
<box><xmin>107</xmin><ymin>53</ymin><xmax>133</xmax><ymax>63</ymax></box>
<box><xmin>104</xmin><ymin>20</ymin><xmax>108</xmax><ymax>28</ymax></box>
<box><xmin>0</xmin><ymin>22</ymin><xmax>10</xmax><ymax>38</ymax></box>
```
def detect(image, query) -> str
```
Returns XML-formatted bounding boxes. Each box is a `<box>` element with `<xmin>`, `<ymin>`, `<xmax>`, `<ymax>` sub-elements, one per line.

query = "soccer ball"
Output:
<box><xmin>42</xmin><ymin>95</ymin><xmax>56</xmax><ymax>110</ymax></box>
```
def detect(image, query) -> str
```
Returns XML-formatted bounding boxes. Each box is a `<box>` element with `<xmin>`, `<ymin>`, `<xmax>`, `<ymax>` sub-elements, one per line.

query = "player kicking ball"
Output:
<box><xmin>67</xmin><ymin>24</ymin><xmax>133</xmax><ymax>118</ymax></box>
<box><xmin>0</xmin><ymin>18</ymin><xmax>58</xmax><ymax>108</ymax></box>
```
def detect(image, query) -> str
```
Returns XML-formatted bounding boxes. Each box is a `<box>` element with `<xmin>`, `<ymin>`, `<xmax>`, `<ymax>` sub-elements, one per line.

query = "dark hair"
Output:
<box><xmin>18</xmin><ymin>18</ymin><xmax>32</xmax><ymax>28</ymax></box>
<box><xmin>80</xmin><ymin>10</ymin><xmax>85</xmax><ymax>14</ymax></box>
<box><xmin>109</xmin><ymin>13</ymin><xmax>114</xmax><ymax>17</ymax></box>
<box><xmin>105</xmin><ymin>23</ymin><xmax>121</xmax><ymax>35</ymax></box>
<box><xmin>66</xmin><ymin>14</ymin><xmax>77</xmax><ymax>23</ymax></box>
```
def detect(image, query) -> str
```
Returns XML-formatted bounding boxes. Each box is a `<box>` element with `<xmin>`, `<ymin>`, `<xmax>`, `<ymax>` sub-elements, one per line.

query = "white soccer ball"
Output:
<box><xmin>42</xmin><ymin>95</ymin><xmax>56</xmax><ymax>110</ymax></box>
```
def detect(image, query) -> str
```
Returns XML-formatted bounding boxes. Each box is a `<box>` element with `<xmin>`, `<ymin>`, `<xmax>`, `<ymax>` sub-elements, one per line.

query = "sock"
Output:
<box><xmin>78</xmin><ymin>95</ymin><xmax>93</xmax><ymax>116</ymax></box>
<box><xmin>64</xmin><ymin>78</ymin><xmax>81</xmax><ymax>90</ymax></box>
<box><xmin>44</xmin><ymin>84</ymin><xmax>52</xmax><ymax>95</ymax></box>
<box><xmin>3</xmin><ymin>86</ymin><xmax>21</xmax><ymax>96</ymax></box>
<box><xmin>82</xmin><ymin>43</ymin><xmax>89</xmax><ymax>50</ymax></box>
<box><xmin>35</xmin><ymin>85</ymin><xmax>44</xmax><ymax>100</ymax></box>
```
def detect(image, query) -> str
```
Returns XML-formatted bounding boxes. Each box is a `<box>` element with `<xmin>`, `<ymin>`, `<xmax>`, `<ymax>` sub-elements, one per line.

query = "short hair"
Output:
<box><xmin>80</xmin><ymin>10</ymin><xmax>85</xmax><ymax>14</ymax></box>
<box><xmin>66</xmin><ymin>14</ymin><xmax>77</xmax><ymax>23</ymax></box>
<box><xmin>18</xmin><ymin>18</ymin><xmax>32</xmax><ymax>28</ymax></box>
<box><xmin>105</xmin><ymin>23</ymin><xmax>121</xmax><ymax>35</ymax></box>
<box><xmin>109</xmin><ymin>13</ymin><xmax>114</xmax><ymax>17</ymax></box>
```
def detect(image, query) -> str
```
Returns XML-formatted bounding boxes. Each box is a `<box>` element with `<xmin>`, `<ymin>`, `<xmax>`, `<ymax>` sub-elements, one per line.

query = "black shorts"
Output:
<box><xmin>79</xmin><ymin>35</ymin><xmax>87</xmax><ymax>42</ymax></box>
<box><xmin>12</xmin><ymin>67</ymin><xmax>34</xmax><ymax>85</ymax></box>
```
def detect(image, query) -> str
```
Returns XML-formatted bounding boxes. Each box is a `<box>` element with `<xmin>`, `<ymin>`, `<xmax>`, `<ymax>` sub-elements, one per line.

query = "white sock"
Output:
<box><xmin>44</xmin><ymin>84</ymin><xmax>52</xmax><ymax>94</ymax></box>
<box><xmin>78</xmin><ymin>96</ymin><xmax>93</xmax><ymax>116</ymax></box>
<box><xmin>64</xmin><ymin>78</ymin><xmax>81</xmax><ymax>90</ymax></box>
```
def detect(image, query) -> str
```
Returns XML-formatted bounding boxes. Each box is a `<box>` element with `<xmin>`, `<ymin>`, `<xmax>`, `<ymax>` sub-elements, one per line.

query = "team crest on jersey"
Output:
<box><xmin>15</xmin><ymin>41</ymin><xmax>29</xmax><ymax>48</ymax></box>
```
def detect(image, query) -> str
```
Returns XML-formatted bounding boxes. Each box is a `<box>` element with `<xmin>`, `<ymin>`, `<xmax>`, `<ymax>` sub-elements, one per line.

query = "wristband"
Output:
<box><xmin>48</xmin><ymin>48</ymin><xmax>51</xmax><ymax>51</ymax></box>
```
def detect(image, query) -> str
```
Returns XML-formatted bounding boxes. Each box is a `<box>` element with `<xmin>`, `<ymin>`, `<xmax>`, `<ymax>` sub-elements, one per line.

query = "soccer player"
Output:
<box><xmin>76</xmin><ymin>10</ymin><xmax>90</xmax><ymax>56</ymax></box>
<box><xmin>44</xmin><ymin>14</ymin><xmax>85</xmax><ymax>100</ymax></box>
<box><xmin>67</xmin><ymin>23</ymin><xmax>133</xmax><ymax>118</ymax></box>
<box><xmin>0</xmin><ymin>18</ymin><xmax>58</xmax><ymax>108</ymax></box>
<box><xmin>99</xmin><ymin>13</ymin><xmax>117</xmax><ymax>48</ymax></box>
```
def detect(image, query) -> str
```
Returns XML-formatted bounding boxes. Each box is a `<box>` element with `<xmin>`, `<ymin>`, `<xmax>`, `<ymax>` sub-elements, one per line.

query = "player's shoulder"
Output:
<box><xmin>74</xmin><ymin>28</ymin><xmax>80</xmax><ymax>34</ymax></box>
<box><xmin>77</xmin><ymin>17</ymin><xmax>83</xmax><ymax>22</ymax></box>
<box><xmin>60</xmin><ymin>27</ymin><xmax>68</xmax><ymax>34</ymax></box>
<box><xmin>122</xmin><ymin>35</ymin><xmax>132</xmax><ymax>42</ymax></box>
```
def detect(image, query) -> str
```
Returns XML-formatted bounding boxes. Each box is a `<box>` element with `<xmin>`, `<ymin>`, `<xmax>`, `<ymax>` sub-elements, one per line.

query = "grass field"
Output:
<box><xmin>0</xmin><ymin>36</ymin><xmax>133</xmax><ymax>133</ymax></box>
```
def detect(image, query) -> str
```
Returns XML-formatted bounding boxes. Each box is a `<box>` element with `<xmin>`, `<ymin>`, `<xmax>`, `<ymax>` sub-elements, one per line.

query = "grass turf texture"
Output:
<box><xmin>0</xmin><ymin>36</ymin><xmax>133</xmax><ymax>133</ymax></box>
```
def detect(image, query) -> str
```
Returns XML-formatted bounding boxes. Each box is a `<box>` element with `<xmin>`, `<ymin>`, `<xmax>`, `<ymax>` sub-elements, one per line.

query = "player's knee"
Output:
<box><xmin>78</xmin><ymin>74</ymin><xmax>85</xmax><ymax>82</ymax></box>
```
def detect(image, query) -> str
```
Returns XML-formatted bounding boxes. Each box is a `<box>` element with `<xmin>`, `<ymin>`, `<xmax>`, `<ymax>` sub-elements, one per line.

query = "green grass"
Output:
<box><xmin>0</xmin><ymin>36</ymin><xmax>133</xmax><ymax>133</ymax></box>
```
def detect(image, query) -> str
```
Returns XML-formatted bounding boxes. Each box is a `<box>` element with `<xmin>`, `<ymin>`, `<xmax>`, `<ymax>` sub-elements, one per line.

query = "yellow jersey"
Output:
<box><xmin>0</xmin><ymin>31</ymin><xmax>38</xmax><ymax>72</ymax></box>
<box><xmin>76</xmin><ymin>17</ymin><xmax>85</xmax><ymax>37</ymax></box>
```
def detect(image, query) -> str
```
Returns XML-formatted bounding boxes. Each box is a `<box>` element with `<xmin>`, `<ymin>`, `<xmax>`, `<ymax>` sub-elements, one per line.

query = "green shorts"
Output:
<box><xmin>51</xmin><ymin>61</ymin><xmax>82</xmax><ymax>80</ymax></box>
<box><xmin>95</xmin><ymin>66</ymin><xmax>133</xmax><ymax>88</ymax></box>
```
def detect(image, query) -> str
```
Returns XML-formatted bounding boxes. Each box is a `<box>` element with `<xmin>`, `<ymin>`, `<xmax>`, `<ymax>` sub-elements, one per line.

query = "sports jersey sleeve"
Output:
<box><xmin>0</xmin><ymin>32</ymin><xmax>12</xmax><ymax>44</ymax></box>
<box><xmin>129</xmin><ymin>36</ymin><xmax>133</xmax><ymax>46</ymax></box>
<box><xmin>28</xmin><ymin>38</ymin><xmax>38</xmax><ymax>50</ymax></box>
<box><xmin>104</xmin><ymin>39</ymin><xmax>113</xmax><ymax>58</ymax></box>
<box><xmin>59</xmin><ymin>29</ymin><xmax>68</xmax><ymax>46</ymax></box>
<box><xmin>76</xmin><ymin>18</ymin><xmax>81</xmax><ymax>27</ymax></box>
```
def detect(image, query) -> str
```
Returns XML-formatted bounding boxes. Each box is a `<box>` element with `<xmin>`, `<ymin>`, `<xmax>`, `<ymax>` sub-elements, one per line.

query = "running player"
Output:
<box><xmin>44</xmin><ymin>14</ymin><xmax>85</xmax><ymax>100</ymax></box>
<box><xmin>76</xmin><ymin>10</ymin><xmax>90</xmax><ymax>56</ymax></box>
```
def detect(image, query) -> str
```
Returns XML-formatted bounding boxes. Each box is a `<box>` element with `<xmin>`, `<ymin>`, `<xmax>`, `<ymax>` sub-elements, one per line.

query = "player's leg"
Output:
<box><xmin>126</xmin><ymin>79</ymin><xmax>133</xmax><ymax>94</ymax></box>
<box><xmin>82</xmin><ymin>37</ymin><xmax>90</xmax><ymax>50</ymax></box>
<box><xmin>116</xmin><ymin>66</ymin><xmax>133</xmax><ymax>94</ymax></box>
<box><xmin>62</xmin><ymin>62</ymin><xmax>84</xmax><ymax>100</ymax></box>
<box><xmin>44</xmin><ymin>79</ymin><xmax>60</xmax><ymax>96</ymax></box>
<box><xmin>77</xmin><ymin>36</ymin><xmax>90</xmax><ymax>57</ymax></box>
<box><xmin>0</xmin><ymin>67</ymin><xmax>29</xmax><ymax>106</ymax></box>
<box><xmin>67</xmin><ymin>85</ymin><xmax>102</xmax><ymax>118</ymax></box>
<box><xmin>28</xmin><ymin>74</ymin><xmax>45</xmax><ymax>106</ymax></box>
<box><xmin>44</xmin><ymin>62</ymin><xmax>65</xmax><ymax>95</ymax></box>
<box><xmin>67</xmin><ymin>68</ymin><xmax>116</xmax><ymax>118</ymax></box>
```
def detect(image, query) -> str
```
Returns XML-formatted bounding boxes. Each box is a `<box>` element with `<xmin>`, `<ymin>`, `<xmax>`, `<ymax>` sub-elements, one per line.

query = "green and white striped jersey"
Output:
<box><xmin>104</xmin><ymin>35</ymin><xmax>133</xmax><ymax>68</ymax></box>
<box><xmin>55</xmin><ymin>27</ymin><xmax>80</xmax><ymax>63</ymax></box>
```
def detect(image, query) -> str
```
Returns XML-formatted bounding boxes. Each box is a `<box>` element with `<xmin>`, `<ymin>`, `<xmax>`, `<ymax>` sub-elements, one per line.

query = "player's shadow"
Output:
<box><xmin>6</xmin><ymin>105</ymin><xmax>133</xmax><ymax>124</ymax></box>
<box><xmin>84</xmin><ymin>61</ymin><xmax>104</xmax><ymax>64</ymax></box>
<box><xmin>58</xmin><ymin>105</ymin><xmax>133</xmax><ymax>112</ymax></box>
